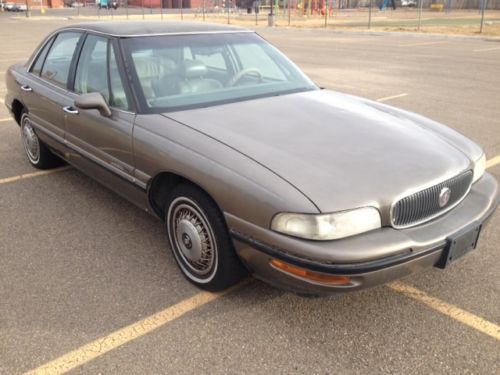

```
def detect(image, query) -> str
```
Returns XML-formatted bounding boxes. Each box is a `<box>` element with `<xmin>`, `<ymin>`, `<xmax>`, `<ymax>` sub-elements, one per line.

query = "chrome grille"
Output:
<box><xmin>392</xmin><ymin>170</ymin><xmax>473</xmax><ymax>228</ymax></box>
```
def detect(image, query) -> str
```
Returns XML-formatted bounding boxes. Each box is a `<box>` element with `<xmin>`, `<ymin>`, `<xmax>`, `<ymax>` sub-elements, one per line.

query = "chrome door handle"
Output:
<box><xmin>63</xmin><ymin>106</ymin><xmax>79</xmax><ymax>115</ymax></box>
<box><xmin>20</xmin><ymin>85</ymin><xmax>33</xmax><ymax>92</ymax></box>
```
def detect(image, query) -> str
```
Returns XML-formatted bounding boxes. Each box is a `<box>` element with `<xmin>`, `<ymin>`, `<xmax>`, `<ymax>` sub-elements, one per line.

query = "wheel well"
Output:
<box><xmin>149</xmin><ymin>172</ymin><xmax>214</xmax><ymax>220</ymax></box>
<box><xmin>11</xmin><ymin>99</ymin><xmax>25</xmax><ymax>126</ymax></box>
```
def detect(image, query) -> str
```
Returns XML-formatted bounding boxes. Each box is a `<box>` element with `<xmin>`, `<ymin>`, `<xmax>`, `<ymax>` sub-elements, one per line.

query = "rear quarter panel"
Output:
<box><xmin>4</xmin><ymin>64</ymin><xmax>26</xmax><ymax>116</ymax></box>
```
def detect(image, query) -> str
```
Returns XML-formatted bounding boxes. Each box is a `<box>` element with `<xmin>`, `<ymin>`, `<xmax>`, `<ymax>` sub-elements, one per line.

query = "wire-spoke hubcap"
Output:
<box><xmin>168</xmin><ymin>198</ymin><xmax>217</xmax><ymax>280</ymax></box>
<box><xmin>21</xmin><ymin>116</ymin><xmax>40</xmax><ymax>164</ymax></box>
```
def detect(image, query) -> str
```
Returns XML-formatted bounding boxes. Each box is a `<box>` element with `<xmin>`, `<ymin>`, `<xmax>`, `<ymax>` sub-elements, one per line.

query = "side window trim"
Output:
<box><xmin>68</xmin><ymin>33</ymin><xmax>88</xmax><ymax>92</ymax></box>
<box><xmin>106</xmin><ymin>39</ymin><xmax>113</xmax><ymax>107</ymax></box>
<box><xmin>111</xmin><ymin>38</ymin><xmax>136</xmax><ymax>113</ymax></box>
<box><xmin>119</xmin><ymin>39</ymin><xmax>155</xmax><ymax>113</ymax></box>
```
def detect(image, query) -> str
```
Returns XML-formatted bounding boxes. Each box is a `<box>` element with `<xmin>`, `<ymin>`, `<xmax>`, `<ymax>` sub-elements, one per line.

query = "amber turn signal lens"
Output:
<box><xmin>270</xmin><ymin>259</ymin><xmax>351</xmax><ymax>285</ymax></box>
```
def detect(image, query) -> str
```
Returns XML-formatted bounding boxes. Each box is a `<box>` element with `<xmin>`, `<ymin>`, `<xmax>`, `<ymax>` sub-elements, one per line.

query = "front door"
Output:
<box><xmin>64</xmin><ymin>34</ymin><xmax>146</xmax><ymax>207</ymax></box>
<box><xmin>64</xmin><ymin>35</ymin><xmax>137</xmax><ymax>185</ymax></box>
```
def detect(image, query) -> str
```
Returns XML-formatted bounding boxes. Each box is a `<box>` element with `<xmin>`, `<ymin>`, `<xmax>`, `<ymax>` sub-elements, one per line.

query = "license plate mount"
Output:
<box><xmin>436</xmin><ymin>223</ymin><xmax>482</xmax><ymax>269</ymax></box>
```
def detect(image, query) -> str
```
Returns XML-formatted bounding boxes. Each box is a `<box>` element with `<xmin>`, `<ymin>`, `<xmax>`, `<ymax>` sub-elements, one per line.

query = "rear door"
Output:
<box><xmin>21</xmin><ymin>31</ymin><xmax>83</xmax><ymax>146</ymax></box>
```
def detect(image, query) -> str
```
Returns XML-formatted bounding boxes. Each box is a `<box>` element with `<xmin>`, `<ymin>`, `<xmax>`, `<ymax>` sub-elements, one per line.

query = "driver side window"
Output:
<box><xmin>74</xmin><ymin>35</ymin><xmax>129</xmax><ymax>111</ymax></box>
<box><xmin>74</xmin><ymin>35</ymin><xmax>109</xmax><ymax>102</ymax></box>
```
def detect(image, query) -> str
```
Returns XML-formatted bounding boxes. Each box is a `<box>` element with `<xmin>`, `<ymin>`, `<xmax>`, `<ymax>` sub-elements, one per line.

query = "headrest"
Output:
<box><xmin>183</xmin><ymin>60</ymin><xmax>208</xmax><ymax>78</ymax></box>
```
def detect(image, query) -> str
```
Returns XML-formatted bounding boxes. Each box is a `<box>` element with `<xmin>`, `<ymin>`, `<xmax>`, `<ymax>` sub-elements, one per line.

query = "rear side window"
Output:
<box><xmin>31</xmin><ymin>37</ymin><xmax>54</xmax><ymax>75</ymax></box>
<box><xmin>41</xmin><ymin>32</ymin><xmax>81</xmax><ymax>88</ymax></box>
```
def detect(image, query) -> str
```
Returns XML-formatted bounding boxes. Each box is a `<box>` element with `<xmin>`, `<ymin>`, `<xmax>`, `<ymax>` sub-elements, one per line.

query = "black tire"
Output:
<box><xmin>165</xmin><ymin>183</ymin><xmax>247</xmax><ymax>292</ymax></box>
<box><xmin>20</xmin><ymin>110</ymin><xmax>62</xmax><ymax>170</ymax></box>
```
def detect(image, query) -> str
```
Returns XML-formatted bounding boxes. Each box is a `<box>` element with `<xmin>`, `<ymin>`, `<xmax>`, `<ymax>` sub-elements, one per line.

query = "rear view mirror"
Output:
<box><xmin>74</xmin><ymin>92</ymin><xmax>112</xmax><ymax>117</ymax></box>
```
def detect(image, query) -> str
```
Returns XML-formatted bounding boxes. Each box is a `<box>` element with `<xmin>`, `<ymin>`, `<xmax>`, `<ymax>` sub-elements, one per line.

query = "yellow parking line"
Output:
<box><xmin>388</xmin><ymin>282</ymin><xmax>500</xmax><ymax>341</ymax></box>
<box><xmin>0</xmin><ymin>98</ymin><xmax>4</xmax><ymax>104</ymax></box>
<box><xmin>0</xmin><ymin>166</ymin><xmax>71</xmax><ymax>185</ymax></box>
<box><xmin>25</xmin><ymin>282</ymin><xmax>248</xmax><ymax>375</ymax></box>
<box><xmin>473</xmin><ymin>46</ymin><xmax>500</xmax><ymax>52</ymax></box>
<box><xmin>0</xmin><ymin>117</ymin><xmax>12</xmax><ymax>122</ymax></box>
<box><xmin>399</xmin><ymin>41</ymin><xmax>445</xmax><ymax>47</ymax></box>
<box><xmin>486</xmin><ymin>155</ymin><xmax>500</xmax><ymax>169</ymax></box>
<box><xmin>376</xmin><ymin>93</ymin><xmax>408</xmax><ymax>102</ymax></box>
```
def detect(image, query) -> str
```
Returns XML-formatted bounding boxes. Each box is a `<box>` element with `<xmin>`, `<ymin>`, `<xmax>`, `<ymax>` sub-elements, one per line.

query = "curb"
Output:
<box><xmin>259</xmin><ymin>26</ymin><xmax>500</xmax><ymax>42</ymax></box>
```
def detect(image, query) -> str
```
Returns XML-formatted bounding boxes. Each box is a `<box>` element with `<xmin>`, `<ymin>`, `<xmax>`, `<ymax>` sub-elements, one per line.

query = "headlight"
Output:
<box><xmin>472</xmin><ymin>153</ymin><xmax>486</xmax><ymax>184</ymax></box>
<box><xmin>271</xmin><ymin>207</ymin><xmax>381</xmax><ymax>241</ymax></box>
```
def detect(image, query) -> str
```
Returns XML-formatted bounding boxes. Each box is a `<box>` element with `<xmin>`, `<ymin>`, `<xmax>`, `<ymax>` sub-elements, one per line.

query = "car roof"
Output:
<box><xmin>56</xmin><ymin>21</ymin><xmax>251</xmax><ymax>38</ymax></box>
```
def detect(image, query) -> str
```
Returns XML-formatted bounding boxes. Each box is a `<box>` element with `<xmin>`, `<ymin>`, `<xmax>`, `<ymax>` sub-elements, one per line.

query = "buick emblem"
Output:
<box><xmin>439</xmin><ymin>187</ymin><xmax>451</xmax><ymax>207</ymax></box>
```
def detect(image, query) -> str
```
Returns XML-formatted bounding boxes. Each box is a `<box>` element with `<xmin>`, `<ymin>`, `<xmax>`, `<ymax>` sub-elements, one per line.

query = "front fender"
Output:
<box><xmin>132</xmin><ymin>114</ymin><xmax>320</xmax><ymax>228</ymax></box>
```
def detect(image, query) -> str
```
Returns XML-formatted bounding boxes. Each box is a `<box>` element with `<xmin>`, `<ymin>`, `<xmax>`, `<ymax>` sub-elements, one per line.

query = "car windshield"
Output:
<box><xmin>120</xmin><ymin>32</ymin><xmax>317</xmax><ymax>112</ymax></box>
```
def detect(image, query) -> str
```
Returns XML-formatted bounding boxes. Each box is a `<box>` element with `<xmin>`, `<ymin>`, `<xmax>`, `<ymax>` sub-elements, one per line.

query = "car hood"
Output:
<box><xmin>165</xmin><ymin>90</ymin><xmax>475</xmax><ymax>220</ymax></box>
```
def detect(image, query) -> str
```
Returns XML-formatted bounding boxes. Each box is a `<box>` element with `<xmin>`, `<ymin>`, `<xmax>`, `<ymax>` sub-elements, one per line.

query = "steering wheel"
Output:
<box><xmin>227</xmin><ymin>68</ymin><xmax>263</xmax><ymax>87</ymax></box>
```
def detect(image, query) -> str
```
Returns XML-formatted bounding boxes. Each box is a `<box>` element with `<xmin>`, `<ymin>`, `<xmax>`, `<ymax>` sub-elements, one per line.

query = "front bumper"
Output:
<box><xmin>226</xmin><ymin>173</ymin><xmax>499</xmax><ymax>296</ymax></box>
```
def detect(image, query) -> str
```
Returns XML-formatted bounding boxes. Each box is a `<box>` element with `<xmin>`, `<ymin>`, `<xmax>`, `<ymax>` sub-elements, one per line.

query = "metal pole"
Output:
<box><xmin>324</xmin><ymin>0</ymin><xmax>328</xmax><ymax>27</ymax></box>
<box><xmin>161</xmin><ymin>0</ymin><xmax>164</xmax><ymax>19</ymax></box>
<box><xmin>288</xmin><ymin>0</ymin><xmax>291</xmax><ymax>25</ymax></box>
<box><xmin>480</xmin><ymin>0</ymin><xmax>487</xmax><ymax>33</ymax></box>
<box><xmin>227</xmin><ymin>1</ymin><xmax>230</xmax><ymax>24</ymax></box>
<box><xmin>150</xmin><ymin>0</ymin><xmax>152</xmax><ymax>14</ymax></box>
<box><xmin>368</xmin><ymin>0</ymin><xmax>372</xmax><ymax>29</ymax></box>
<box><xmin>126</xmin><ymin>0</ymin><xmax>129</xmax><ymax>19</ymax></box>
<box><xmin>181</xmin><ymin>0</ymin><xmax>184</xmax><ymax>20</ymax></box>
<box><xmin>203</xmin><ymin>0</ymin><xmax>205</xmax><ymax>21</ymax></box>
<box><xmin>24</xmin><ymin>0</ymin><xmax>29</xmax><ymax>17</ymax></box>
<box><xmin>142</xmin><ymin>0</ymin><xmax>145</xmax><ymax>19</ymax></box>
<box><xmin>417</xmin><ymin>0</ymin><xmax>423</xmax><ymax>31</ymax></box>
<box><xmin>269</xmin><ymin>0</ymin><xmax>274</xmax><ymax>26</ymax></box>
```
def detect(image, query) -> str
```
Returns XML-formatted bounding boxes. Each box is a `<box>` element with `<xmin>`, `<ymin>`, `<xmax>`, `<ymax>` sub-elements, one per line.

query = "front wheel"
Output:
<box><xmin>165</xmin><ymin>184</ymin><xmax>246</xmax><ymax>291</ymax></box>
<box><xmin>21</xmin><ymin>111</ymin><xmax>61</xmax><ymax>169</ymax></box>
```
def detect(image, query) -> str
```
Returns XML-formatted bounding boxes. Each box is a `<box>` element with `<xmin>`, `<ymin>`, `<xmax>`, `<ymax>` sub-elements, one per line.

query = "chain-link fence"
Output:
<box><xmin>8</xmin><ymin>0</ymin><xmax>500</xmax><ymax>35</ymax></box>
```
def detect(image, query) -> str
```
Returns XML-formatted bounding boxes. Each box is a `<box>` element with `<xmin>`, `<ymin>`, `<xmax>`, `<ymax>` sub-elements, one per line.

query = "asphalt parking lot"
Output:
<box><xmin>1</xmin><ymin>16</ymin><xmax>499</xmax><ymax>375</ymax></box>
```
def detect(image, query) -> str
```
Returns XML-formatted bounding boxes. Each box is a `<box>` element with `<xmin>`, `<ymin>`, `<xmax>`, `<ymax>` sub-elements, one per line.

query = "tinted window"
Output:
<box><xmin>31</xmin><ymin>37</ymin><xmax>54</xmax><ymax>75</ymax></box>
<box><xmin>41</xmin><ymin>32</ymin><xmax>81</xmax><ymax>88</ymax></box>
<box><xmin>74</xmin><ymin>35</ymin><xmax>109</xmax><ymax>101</ymax></box>
<box><xmin>121</xmin><ymin>33</ymin><xmax>316</xmax><ymax>112</ymax></box>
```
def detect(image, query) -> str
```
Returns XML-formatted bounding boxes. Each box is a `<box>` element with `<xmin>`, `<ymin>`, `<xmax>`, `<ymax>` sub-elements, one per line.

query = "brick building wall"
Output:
<box><xmin>17</xmin><ymin>0</ymin><xmax>64</xmax><ymax>8</ymax></box>
<box><xmin>128</xmin><ymin>0</ymin><xmax>223</xmax><ymax>8</ymax></box>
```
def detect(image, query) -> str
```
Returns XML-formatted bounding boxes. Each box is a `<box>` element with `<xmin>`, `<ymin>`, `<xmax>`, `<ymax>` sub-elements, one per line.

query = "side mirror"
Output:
<box><xmin>74</xmin><ymin>92</ymin><xmax>112</xmax><ymax>117</ymax></box>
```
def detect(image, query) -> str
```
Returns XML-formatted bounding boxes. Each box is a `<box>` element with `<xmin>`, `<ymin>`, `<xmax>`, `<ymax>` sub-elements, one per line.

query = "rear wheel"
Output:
<box><xmin>21</xmin><ymin>110</ymin><xmax>61</xmax><ymax>169</ymax></box>
<box><xmin>165</xmin><ymin>184</ymin><xmax>246</xmax><ymax>291</ymax></box>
